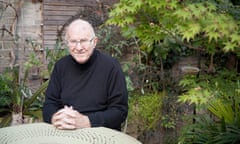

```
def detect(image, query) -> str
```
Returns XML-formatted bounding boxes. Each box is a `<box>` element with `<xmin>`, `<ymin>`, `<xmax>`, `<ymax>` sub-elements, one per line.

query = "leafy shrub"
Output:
<box><xmin>127</xmin><ymin>92</ymin><xmax>164</xmax><ymax>137</ymax></box>
<box><xmin>0</xmin><ymin>74</ymin><xmax>11</xmax><ymax>111</ymax></box>
<box><xmin>178</xmin><ymin>69</ymin><xmax>240</xmax><ymax>144</ymax></box>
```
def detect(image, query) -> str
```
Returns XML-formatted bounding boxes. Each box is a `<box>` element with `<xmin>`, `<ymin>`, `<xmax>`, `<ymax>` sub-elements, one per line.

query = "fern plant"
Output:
<box><xmin>178</xmin><ymin>69</ymin><xmax>240</xmax><ymax>143</ymax></box>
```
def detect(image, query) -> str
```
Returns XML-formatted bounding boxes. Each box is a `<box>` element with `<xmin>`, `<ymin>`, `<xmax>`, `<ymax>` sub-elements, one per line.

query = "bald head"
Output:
<box><xmin>65</xmin><ymin>19</ymin><xmax>95</xmax><ymax>41</ymax></box>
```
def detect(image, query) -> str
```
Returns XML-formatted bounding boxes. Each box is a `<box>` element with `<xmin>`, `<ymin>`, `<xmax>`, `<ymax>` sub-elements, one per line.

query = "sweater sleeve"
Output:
<box><xmin>42</xmin><ymin>63</ymin><xmax>63</xmax><ymax>123</ymax></box>
<box><xmin>87</xmin><ymin>63</ymin><xmax>128</xmax><ymax>130</ymax></box>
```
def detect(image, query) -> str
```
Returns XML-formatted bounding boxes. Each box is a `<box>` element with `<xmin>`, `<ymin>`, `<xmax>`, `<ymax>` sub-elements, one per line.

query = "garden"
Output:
<box><xmin>0</xmin><ymin>0</ymin><xmax>240</xmax><ymax>143</ymax></box>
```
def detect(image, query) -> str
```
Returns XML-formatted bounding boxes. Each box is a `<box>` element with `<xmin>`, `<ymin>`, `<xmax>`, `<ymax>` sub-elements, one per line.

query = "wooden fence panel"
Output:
<box><xmin>43</xmin><ymin>0</ymin><xmax>118</xmax><ymax>49</ymax></box>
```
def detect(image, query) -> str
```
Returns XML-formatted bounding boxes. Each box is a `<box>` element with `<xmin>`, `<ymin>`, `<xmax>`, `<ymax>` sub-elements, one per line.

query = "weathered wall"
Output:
<box><xmin>43</xmin><ymin>0</ymin><xmax>118</xmax><ymax>49</ymax></box>
<box><xmin>0</xmin><ymin>0</ymin><xmax>43</xmax><ymax>73</ymax></box>
<box><xmin>0</xmin><ymin>0</ymin><xmax>118</xmax><ymax>75</ymax></box>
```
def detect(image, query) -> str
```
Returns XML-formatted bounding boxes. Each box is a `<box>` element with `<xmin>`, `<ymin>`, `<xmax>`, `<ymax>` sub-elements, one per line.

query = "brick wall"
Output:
<box><xmin>0</xmin><ymin>0</ymin><xmax>43</xmax><ymax>73</ymax></box>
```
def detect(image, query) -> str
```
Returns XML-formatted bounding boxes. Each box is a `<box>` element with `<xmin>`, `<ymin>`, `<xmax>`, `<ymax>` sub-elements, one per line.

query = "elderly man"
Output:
<box><xmin>42</xmin><ymin>19</ymin><xmax>128</xmax><ymax>131</ymax></box>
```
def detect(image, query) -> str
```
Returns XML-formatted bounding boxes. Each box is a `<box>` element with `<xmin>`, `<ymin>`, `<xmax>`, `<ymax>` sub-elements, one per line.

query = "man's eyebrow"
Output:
<box><xmin>69</xmin><ymin>38</ymin><xmax>88</xmax><ymax>41</ymax></box>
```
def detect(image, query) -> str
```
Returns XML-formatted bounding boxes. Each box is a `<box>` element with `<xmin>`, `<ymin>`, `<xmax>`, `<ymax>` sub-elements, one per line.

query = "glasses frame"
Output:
<box><xmin>67</xmin><ymin>37</ymin><xmax>95</xmax><ymax>47</ymax></box>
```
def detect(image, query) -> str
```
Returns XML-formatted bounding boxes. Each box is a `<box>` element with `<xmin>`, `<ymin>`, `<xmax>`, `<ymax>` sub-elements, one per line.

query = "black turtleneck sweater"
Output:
<box><xmin>42</xmin><ymin>49</ymin><xmax>128</xmax><ymax>130</ymax></box>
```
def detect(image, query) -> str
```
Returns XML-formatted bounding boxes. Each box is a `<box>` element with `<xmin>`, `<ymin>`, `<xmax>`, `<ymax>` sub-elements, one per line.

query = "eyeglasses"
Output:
<box><xmin>67</xmin><ymin>37</ymin><xmax>94</xmax><ymax>47</ymax></box>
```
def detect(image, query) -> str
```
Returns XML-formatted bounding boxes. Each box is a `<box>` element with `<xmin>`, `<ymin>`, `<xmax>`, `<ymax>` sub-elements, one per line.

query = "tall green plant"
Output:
<box><xmin>0</xmin><ymin>67</ymin><xmax>48</xmax><ymax>127</ymax></box>
<box><xmin>0</xmin><ymin>39</ymin><xmax>68</xmax><ymax>127</ymax></box>
<box><xmin>0</xmin><ymin>42</ymin><xmax>48</xmax><ymax>126</ymax></box>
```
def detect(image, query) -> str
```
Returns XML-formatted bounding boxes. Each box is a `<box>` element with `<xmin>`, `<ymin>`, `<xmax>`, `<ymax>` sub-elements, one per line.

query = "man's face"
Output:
<box><xmin>66</xmin><ymin>24</ymin><xmax>97</xmax><ymax>64</ymax></box>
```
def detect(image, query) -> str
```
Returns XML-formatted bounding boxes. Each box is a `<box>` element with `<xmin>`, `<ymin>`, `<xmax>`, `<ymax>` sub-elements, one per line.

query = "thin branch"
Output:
<box><xmin>0</xmin><ymin>25</ymin><xmax>14</xmax><ymax>37</ymax></box>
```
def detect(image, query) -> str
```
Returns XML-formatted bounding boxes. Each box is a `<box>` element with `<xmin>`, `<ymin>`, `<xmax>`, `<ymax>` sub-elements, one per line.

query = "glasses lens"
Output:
<box><xmin>68</xmin><ymin>39</ymin><xmax>93</xmax><ymax>47</ymax></box>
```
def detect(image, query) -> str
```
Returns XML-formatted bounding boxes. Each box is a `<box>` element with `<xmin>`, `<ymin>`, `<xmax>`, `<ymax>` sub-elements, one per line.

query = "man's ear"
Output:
<box><xmin>93</xmin><ymin>37</ymin><xmax>98</xmax><ymax>48</ymax></box>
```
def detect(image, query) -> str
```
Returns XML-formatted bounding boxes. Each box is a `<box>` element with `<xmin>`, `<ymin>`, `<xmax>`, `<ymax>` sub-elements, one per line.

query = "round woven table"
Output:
<box><xmin>0</xmin><ymin>123</ymin><xmax>141</xmax><ymax>144</ymax></box>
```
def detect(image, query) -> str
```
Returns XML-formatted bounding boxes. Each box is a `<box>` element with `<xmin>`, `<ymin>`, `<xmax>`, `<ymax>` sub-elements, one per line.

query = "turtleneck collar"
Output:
<box><xmin>70</xmin><ymin>49</ymin><xmax>98</xmax><ymax>70</ymax></box>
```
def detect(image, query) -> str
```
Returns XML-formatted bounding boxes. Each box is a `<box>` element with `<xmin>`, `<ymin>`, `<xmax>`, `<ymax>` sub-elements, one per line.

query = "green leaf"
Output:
<box><xmin>132</xmin><ymin>0</ymin><xmax>142</xmax><ymax>9</ymax></box>
<box><xmin>182</xmin><ymin>30</ymin><xmax>194</xmax><ymax>42</ymax></box>
<box><xmin>206</xmin><ymin>2</ymin><xmax>217</xmax><ymax>12</ymax></box>
<box><xmin>208</xmin><ymin>31</ymin><xmax>220</xmax><ymax>42</ymax></box>
<box><xmin>188</xmin><ymin>23</ymin><xmax>201</xmax><ymax>36</ymax></box>
<box><xmin>150</xmin><ymin>0</ymin><xmax>167</xmax><ymax>9</ymax></box>
<box><xmin>23</xmin><ymin>80</ymin><xmax>48</xmax><ymax>110</ymax></box>
<box><xmin>0</xmin><ymin>114</ymin><xmax>11</xmax><ymax>127</ymax></box>
<box><xmin>231</xmin><ymin>33</ymin><xmax>240</xmax><ymax>43</ymax></box>
<box><xmin>124</xmin><ymin>16</ymin><xmax>134</xmax><ymax>24</ymax></box>
<box><xmin>24</xmin><ymin>110</ymin><xmax>43</xmax><ymax>119</ymax></box>
<box><xmin>174</xmin><ymin>9</ymin><xmax>192</xmax><ymax>21</ymax></box>
<box><xmin>208</xmin><ymin>99</ymin><xmax>235</xmax><ymax>125</ymax></box>
<box><xmin>178</xmin><ymin>88</ymin><xmax>211</xmax><ymax>106</ymax></box>
<box><xmin>223</xmin><ymin>41</ymin><xmax>237</xmax><ymax>52</ymax></box>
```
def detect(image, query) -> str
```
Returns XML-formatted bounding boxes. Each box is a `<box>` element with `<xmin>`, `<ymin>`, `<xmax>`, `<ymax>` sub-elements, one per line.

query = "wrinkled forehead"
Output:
<box><xmin>66</xmin><ymin>20</ymin><xmax>95</xmax><ymax>39</ymax></box>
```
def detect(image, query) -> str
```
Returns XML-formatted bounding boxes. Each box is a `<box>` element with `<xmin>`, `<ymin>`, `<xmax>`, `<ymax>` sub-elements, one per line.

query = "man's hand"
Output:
<box><xmin>51</xmin><ymin>106</ymin><xmax>91</xmax><ymax>130</ymax></box>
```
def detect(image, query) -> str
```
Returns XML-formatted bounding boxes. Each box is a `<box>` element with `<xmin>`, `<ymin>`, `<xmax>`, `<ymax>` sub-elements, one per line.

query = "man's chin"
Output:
<box><xmin>74</xmin><ymin>57</ymin><xmax>88</xmax><ymax>64</ymax></box>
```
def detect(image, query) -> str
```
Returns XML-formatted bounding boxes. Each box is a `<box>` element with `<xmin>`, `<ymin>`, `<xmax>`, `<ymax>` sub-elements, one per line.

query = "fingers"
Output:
<box><xmin>52</xmin><ymin>106</ymin><xmax>90</xmax><ymax>130</ymax></box>
<box><xmin>55</xmin><ymin>119</ymin><xmax>76</xmax><ymax>130</ymax></box>
<box><xmin>52</xmin><ymin>105</ymin><xmax>77</xmax><ymax>130</ymax></box>
<box><xmin>63</xmin><ymin>106</ymin><xmax>76</xmax><ymax>118</ymax></box>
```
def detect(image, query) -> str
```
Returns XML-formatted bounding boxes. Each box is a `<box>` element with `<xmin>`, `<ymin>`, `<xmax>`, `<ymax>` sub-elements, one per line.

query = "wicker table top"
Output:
<box><xmin>0</xmin><ymin>123</ymin><xmax>141</xmax><ymax>144</ymax></box>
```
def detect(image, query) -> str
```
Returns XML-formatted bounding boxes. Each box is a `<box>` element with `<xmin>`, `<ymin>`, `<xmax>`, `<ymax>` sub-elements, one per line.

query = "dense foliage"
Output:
<box><xmin>127</xmin><ymin>92</ymin><xmax>164</xmax><ymax>136</ymax></box>
<box><xmin>178</xmin><ymin>70</ymin><xmax>240</xmax><ymax>143</ymax></box>
<box><xmin>107</xmin><ymin>0</ymin><xmax>240</xmax><ymax>143</ymax></box>
<box><xmin>107</xmin><ymin>0</ymin><xmax>240</xmax><ymax>72</ymax></box>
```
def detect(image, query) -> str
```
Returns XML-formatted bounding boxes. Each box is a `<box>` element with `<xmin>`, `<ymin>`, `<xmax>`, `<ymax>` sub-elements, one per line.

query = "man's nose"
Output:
<box><xmin>75</xmin><ymin>42</ymin><xmax>83</xmax><ymax>50</ymax></box>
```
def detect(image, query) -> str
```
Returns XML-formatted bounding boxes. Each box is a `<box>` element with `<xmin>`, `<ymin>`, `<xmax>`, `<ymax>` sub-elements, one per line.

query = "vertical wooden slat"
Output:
<box><xmin>43</xmin><ymin>0</ymin><xmax>118</xmax><ymax>49</ymax></box>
